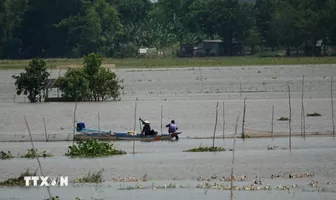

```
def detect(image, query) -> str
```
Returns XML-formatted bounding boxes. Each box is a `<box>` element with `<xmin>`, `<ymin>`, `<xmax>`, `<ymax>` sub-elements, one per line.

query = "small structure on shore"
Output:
<box><xmin>43</xmin><ymin>78</ymin><xmax>63</xmax><ymax>102</ymax></box>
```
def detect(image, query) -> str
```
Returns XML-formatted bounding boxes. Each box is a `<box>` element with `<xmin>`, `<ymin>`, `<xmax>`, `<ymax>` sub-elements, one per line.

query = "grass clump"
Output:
<box><xmin>277</xmin><ymin>117</ymin><xmax>289</xmax><ymax>121</ymax></box>
<box><xmin>184</xmin><ymin>144</ymin><xmax>225</xmax><ymax>152</ymax></box>
<box><xmin>65</xmin><ymin>139</ymin><xmax>126</xmax><ymax>157</ymax></box>
<box><xmin>21</xmin><ymin>149</ymin><xmax>53</xmax><ymax>158</ymax></box>
<box><xmin>0</xmin><ymin>168</ymin><xmax>37</xmax><ymax>187</ymax></box>
<box><xmin>1</xmin><ymin>151</ymin><xmax>13</xmax><ymax>159</ymax></box>
<box><xmin>306</xmin><ymin>112</ymin><xmax>322</xmax><ymax>117</ymax></box>
<box><xmin>74</xmin><ymin>169</ymin><xmax>103</xmax><ymax>183</ymax></box>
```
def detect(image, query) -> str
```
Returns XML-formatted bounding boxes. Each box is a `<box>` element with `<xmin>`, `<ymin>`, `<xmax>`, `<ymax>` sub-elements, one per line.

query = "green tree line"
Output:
<box><xmin>1</xmin><ymin>0</ymin><xmax>336</xmax><ymax>59</ymax></box>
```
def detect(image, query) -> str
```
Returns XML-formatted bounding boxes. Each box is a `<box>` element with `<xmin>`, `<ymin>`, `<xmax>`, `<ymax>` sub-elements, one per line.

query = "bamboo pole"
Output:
<box><xmin>240</xmin><ymin>82</ymin><xmax>242</xmax><ymax>97</ymax></box>
<box><xmin>71</xmin><ymin>98</ymin><xmax>78</xmax><ymax>143</ymax></box>
<box><xmin>331</xmin><ymin>77</ymin><xmax>335</xmax><ymax>137</ymax></box>
<box><xmin>242</xmin><ymin>98</ymin><xmax>247</xmax><ymax>138</ymax></box>
<box><xmin>223</xmin><ymin>102</ymin><xmax>225</xmax><ymax>140</ymax></box>
<box><xmin>133</xmin><ymin>102</ymin><xmax>137</xmax><ymax>155</ymax></box>
<box><xmin>271</xmin><ymin>105</ymin><xmax>274</xmax><ymax>140</ymax></box>
<box><xmin>301</xmin><ymin>74</ymin><xmax>304</xmax><ymax>137</ymax></box>
<box><xmin>98</xmin><ymin>112</ymin><xmax>100</xmax><ymax>132</ymax></box>
<box><xmin>161</xmin><ymin>105</ymin><xmax>163</xmax><ymax>135</ymax></box>
<box><xmin>287</xmin><ymin>83</ymin><xmax>292</xmax><ymax>152</ymax></box>
<box><xmin>303</xmin><ymin>105</ymin><xmax>306</xmax><ymax>140</ymax></box>
<box><xmin>230</xmin><ymin>116</ymin><xmax>240</xmax><ymax>200</ymax></box>
<box><xmin>212</xmin><ymin>102</ymin><xmax>219</xmax><ymax>148</ymax></box>
<box><xmin>24</xmin><ymin>116</ymin><xmax>52</xmax><ymax>198</ymax></box>
<box><xmin>43</xmin><ymin>117</ymin><xmax>48</xmax><ymax>142</ymax></box>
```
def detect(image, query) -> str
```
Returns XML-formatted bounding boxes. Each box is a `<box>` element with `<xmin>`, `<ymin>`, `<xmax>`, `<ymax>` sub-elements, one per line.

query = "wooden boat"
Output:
<box><xmin>112</xmin><ymin>131</ymin><xmax>182</xmax><ymax>141</ymax></box>
<box><xmin>73</xmin><ymin>122</ymin><xmax>117</xmax><ymax>141</ymax></box>
<box><xmin>73</xmin><ymin>122</ymin><xmax>181</xmax><ymax>141</ymax></box>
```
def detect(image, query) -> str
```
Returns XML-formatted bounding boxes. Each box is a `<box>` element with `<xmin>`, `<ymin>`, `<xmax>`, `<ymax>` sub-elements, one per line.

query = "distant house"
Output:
<box><xmin>178</xmin><ymin>39</ymin><xmax>245</xmax><ymax>57</ymax></box>
<box><xmin>43</xmin><ymin>79</ymin><xmax>63</xmax><ymax>102</ymax></box>
<box><xmin>193</xmin><ymin>39</ymin><xmax>225</xmax><ymax>57</ymax></box>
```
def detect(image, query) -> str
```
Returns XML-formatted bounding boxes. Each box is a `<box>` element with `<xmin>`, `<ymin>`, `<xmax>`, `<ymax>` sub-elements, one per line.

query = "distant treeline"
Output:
<box><xmin>0</xmin><ymin>0</ymin><xmax>335</xmax><ymax>59</ymax></box>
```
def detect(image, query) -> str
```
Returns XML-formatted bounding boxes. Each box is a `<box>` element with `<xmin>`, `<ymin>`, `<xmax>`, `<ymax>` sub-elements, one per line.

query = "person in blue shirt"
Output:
<box><xmin>165</xmin><ymin>120</ymin><xmax>178</xmax><ymax>134</ymax></box>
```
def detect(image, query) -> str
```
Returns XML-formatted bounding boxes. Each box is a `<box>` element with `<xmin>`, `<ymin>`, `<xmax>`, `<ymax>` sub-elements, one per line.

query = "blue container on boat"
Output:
<box><xmin>76</xmin><ymin>122</ymin><xmax>86</xmax><ymax>131</ymax></box>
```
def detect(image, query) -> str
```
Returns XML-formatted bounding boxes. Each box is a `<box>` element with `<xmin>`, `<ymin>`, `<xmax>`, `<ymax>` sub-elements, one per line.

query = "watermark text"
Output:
<box><xmin>24</xmin><ymin>176</ymin><xmax>68</xmax><ymax>187</ymax></box>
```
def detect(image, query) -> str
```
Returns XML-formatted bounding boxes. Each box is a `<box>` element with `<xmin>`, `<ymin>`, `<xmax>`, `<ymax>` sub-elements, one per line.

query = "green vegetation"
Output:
<box><xmin>0</xmin><ymin>168</ymin><xmax>37</xmax><ymax>187</ymax></box>
<box><xmin>12</xmin><ymin>58</ymin><xmax>50</xmax><ymax>102</ymax></box>
<box><xmin>57</xmin><ymin>53</ymin><xmax>123</xmax><ymax>101</ymax></box>
<box><xmin>2</xmin><ymin>56</ymin><xmax>336</xmax><ymax>70</ymax></box>
<box><xmin>21</xmin><ymin>149</ymin><xmax>53</xmax><ymax>158</ymax></box>
<box><xmin>306</xmin><ymin>112</ymin><xmax>322</xmax><ymax>117</ymax></box>
<box><xmin>184</xmin><ymin>145</ymin><xmax>225</xmax><ymax>152</ymax></box>
<box><xmin>74</xmin><ymin>169</ymin><xmax>104</xmax><ymax>183</ymax></box>
<box><xmin>0</xmin><ymin>0</ymin><xmax>335</xmax><ymax>59</ymax></box>
<box><xmin>10</xmin><ymin>53</ymin><xmax>123</xmax><ymax>102</ymax></box>
<box><xmin>0</xmin><ymin>151</ymin><xmax>13</xmax><ymax>159</ymax></box>
<box><xmin>278</xmin><ymin>117</ymin><xmax>289</xmax><ymax>121</ymax></box>
<box><xmin>65</xmin><ymin>139</ymin><xmax>127</xmax><ymax>157</ymax></box>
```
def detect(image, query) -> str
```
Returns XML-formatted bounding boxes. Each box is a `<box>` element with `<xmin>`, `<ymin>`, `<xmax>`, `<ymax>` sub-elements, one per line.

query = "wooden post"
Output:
<box><xmin>71</xmin><ymin>98</ymin><xmax>78</xmax><ymax>143</ymax></box>
<box><xmin>133</xmin><ymin>102</ymin><xmax>137</xmax><ymax>155</ymax></box>
<box><xmin>223</xmin><ymin>102</ymin><xmax>225</xmax><ymax>140</ymax></box>
<box><xmin>98</xmin><ymin>112</ymin><xmax>100</xmax><ymax>132</ymax></box>
<box><xmin>43</xmin><ymin>117</ymin><xmax>48</xmax><ymax>142</ymax></box>
<box><xmin>301</xmin><ymin>74</ymin><xmax>304</xmax><ymax>137</ymax></box>
<box><xmin>242</xmin><ymin>98</ymin><xmax>247</xmax><ymax>138</ymax></box>
<box><xmin>287</xmin><ymin>83</ymin><xmax>292</xmax><ymax>152</ymax></box>
<box><xmin>271</xmin><ymin>105</ymin><xmax>274</xmax><ymax>140</ymax></box>
<box><xmin>230</xmin><ymin>116</ymin><xmax>240</xmax><ymax>200</ymax></box>
<box><xmin>24</xmin><ymin>116</ymin><xmax>52</xmax><ymax>198</ymax></box>
<box><xmin>212</xmin><ymin>102</ymin><xmax>219</xmax><ymax>148</ymax></box>
<box><xmin>303</xmin><ymin>105</ymin><xmax>306</xmax><ymax>140</ymax></box>
<box><xmin>161</xmin><ymin>105</ymin><xmax>163</xmax><ymax>135</ymax></box>
<box><xmin>240</xmin><ymin>82</ymin><xmax>242</xmax><ymax>97</ymax></box>
<box><xmin>331</xmin><ymin>77</ymin><xmax>335</xmax><ymax>137</ymax></box>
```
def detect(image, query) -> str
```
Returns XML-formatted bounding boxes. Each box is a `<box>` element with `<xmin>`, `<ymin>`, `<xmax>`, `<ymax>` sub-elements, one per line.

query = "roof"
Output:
<box><xmin>202</xmin><ymin>39</ymin><xmax>223</xmax><ymax>43</ymax></box>
<box><xmin>44</xmin><ymin>79</ymin><xmax>59</xmax><ymax>89</ymax></box>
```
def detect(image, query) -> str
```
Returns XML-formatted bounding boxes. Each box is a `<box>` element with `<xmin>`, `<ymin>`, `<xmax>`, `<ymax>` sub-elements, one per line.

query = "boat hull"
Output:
<box><xmin>73</xmin><ymin>132</ymin><xmax>117</xmax><ymax>141</ymax></box>
<box><xmin>73</xmin><ymin>132</ymin><xmax>182</xmax><ymax>141</ymax></box>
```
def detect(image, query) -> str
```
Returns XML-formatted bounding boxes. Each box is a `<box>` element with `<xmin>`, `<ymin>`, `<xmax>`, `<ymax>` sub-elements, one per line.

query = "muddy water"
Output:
<box><xmin>0</xmin><ymin>138</ymin><xmax>336</xmax><ymax>199</ymax></box>
<box><xmin>1</xmin><ymin>65</ymin><xmax>336</xmax><ymax>199</ymax></box>
<box><xmin>1</xmin><ymin>65</ymin><xmax>336</xmax><ymax>139</ymax></box>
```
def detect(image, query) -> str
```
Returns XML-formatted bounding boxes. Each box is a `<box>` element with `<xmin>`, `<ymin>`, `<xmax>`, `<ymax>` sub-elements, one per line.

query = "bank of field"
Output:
<box><xmin>1</xmin><ymin>56</ymin><xmax>336</xmax><ymax>69</ymax></box>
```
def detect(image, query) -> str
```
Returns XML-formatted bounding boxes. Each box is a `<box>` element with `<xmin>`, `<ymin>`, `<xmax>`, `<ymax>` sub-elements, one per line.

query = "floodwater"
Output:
<box><xmin>1</xmin><ymin>64</ymin><xmax>336</xmax><ymax>199</ymax></box>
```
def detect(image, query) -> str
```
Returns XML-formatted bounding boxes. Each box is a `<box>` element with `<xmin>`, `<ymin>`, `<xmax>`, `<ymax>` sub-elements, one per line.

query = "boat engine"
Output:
<box><xmin>76</xmin><ymin>122</ymin><xmax>86</xmax><ymax>132</ymax></box>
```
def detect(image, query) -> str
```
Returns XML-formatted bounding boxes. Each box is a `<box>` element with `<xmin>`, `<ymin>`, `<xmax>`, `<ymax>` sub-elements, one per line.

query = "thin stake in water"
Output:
<box><xmin>287</xmin><ymin>83</ymin><xmax>292</xmax><ymax>152</ymax></box>
<box><xmin>212</xmin><ymin>102</ymin><xmax>219</xmax><ymax>148</ymax></box>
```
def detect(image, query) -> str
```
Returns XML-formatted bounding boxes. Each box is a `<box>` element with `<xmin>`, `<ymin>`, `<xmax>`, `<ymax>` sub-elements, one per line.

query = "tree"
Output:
<box><xmin>57</xmin><ymin>52</ymin><xmax>123</xmax><ymax>101</ymax></box>
<box><xmin>57</xmin><ymin>68</ymin><xmax>90</xmax><ymax>101</ymax></box>
<box><xmin>12</xmin><ymin>58</ymin><xmax>50</xmax><ymax>102</ymax></box>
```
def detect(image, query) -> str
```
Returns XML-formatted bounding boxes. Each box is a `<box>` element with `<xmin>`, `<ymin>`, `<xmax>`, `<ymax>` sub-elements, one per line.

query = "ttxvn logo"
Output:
<box><xmin>24</xmin><ymin>176</ymin><xmax>68</xmax><ymax>187</ymax></box>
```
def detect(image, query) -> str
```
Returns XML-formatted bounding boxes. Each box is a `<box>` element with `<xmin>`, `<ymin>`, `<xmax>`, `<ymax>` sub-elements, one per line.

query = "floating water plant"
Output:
<box><xmin>118</xmin><ymin>183</ymin><xmax>188</xmax><ymax>190</ymax></box>
<box><xmin>184</xmin><ymin>145</ymin><xmax>225</xmax><ymax>152</ymax></box>
<box><xmin>306</xmin><ymin>112</ymin><xmax>322</xmax><ymax>117</ymax></box>
<box><xmin>277</xmin><ymin>117</ymin><xmax>289</xmax><ymax>121</ymax></box>
<box><xmin>65</xmin><ymin>139</ymin><xmax>126</xmax><ymax>157</ymax></box>
<box><xmin>74</xmin><ymin>169</ymin><xmax>103</xmax><ymax>183</ymax></box>
<box><xmin>0</xmin><ymin>151</ymin><xmax>13</xmax><ymax>159</ymax></box>
<box><xmin>21</xmin><ymin>149</ymin><xmax>53</xmax><ymax>158</ymax></box>
<box><xmin>0</xmin><ymin>168</ymin><xmax>37</xmax><ymax>187</ymax></box>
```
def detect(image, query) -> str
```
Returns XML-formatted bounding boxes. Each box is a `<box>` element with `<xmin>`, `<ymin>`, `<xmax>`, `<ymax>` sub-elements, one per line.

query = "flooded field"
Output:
<box><xmin>0</xmin><ymin>64</ymin><xmax>336</xmax><ymax>199</ymax></box>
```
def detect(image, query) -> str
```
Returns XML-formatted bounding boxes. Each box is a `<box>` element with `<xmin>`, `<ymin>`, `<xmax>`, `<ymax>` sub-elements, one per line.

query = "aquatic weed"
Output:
<box><xmin>74</xmin><ymin>169</ymin><xmax>104</xmax><ymax>183</ymax></box>
<box><xmin>21</xmin><ymin>149</ymin><xmax>53</xmax><ymax>158</ymax></box>
<box><xmin>306</xmin><ymin>112</ymin><xmax>322</xmax><ymax>117</ymax></box>
<box><xmin>0</xmin><ymin>151</ymin><xmax>13</xmax><ymax>159</ymax></box>
<box><xmin>65</xmin><ymin>139</ymin><xmax>126</xmax><ymax>157</ymax></box>
<box><xmin>0</xmin><ymin>168</ymin><xmax>37</xmax><ymax>187</ymax></box>
<box><xmin>184</xmin><ymin>144</ymin><xmax>225</xmax><ymax>152</ymax></box>
<box><xmin>278</xmin><ymin>117</ymin><xmax>289</xmax><ymax>121</ymax></box>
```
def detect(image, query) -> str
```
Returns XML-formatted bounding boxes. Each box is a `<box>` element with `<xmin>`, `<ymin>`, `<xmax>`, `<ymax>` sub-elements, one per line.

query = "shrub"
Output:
<box><xmin>65</xmin><ymin>139</ymin><xmax>126</xmax><ymax>157</ymax></box>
